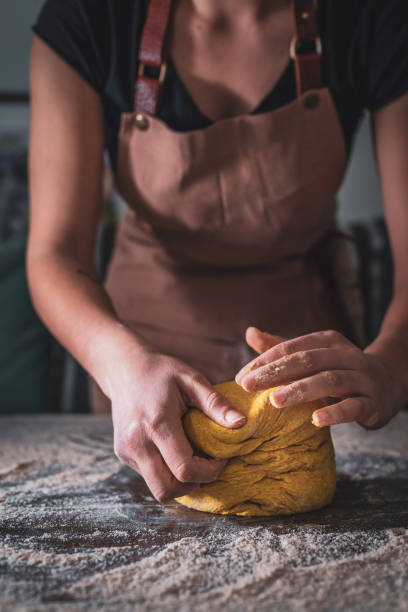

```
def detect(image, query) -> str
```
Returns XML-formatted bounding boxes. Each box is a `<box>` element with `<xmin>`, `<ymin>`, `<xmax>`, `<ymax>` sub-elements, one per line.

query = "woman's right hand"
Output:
<box><xmin>108</xmin><ymin>341</ymin><xmax>247</xmax><ymax>503</ymax></box>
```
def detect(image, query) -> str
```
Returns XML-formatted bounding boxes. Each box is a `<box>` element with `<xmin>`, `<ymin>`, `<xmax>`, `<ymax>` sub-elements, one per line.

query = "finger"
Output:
<box><xmin>235</xmin><ymin>330</ymin><xmax>353</xmax><ymax>385</ymax></box>
<box><xmin>179</xmin><ymin>372</ymin><xmax>247</xmax><ymax>428</ymax></box>
<box><xmin>312</xmin><ymin>397</ymin><xmax>379</xmax><ymax>428</ymax></box>
<box><xmin>269</xmin><ymin>369</ymin><xmax>372</xmax><ymax>408</ymax></box>
<box><xmin>240</xmin><ymin>347</ymin><xmax>362</xmax><ymax>392</ymax></box>
<box><xmin>150</xmin><ymin>412</ymin><xmax>227</xmax><ymax>483</ymax></box>
<box><xmin>128</xmin><ymin>440</ymin><xmax>199</xmax><ymax>503</ymax></box>
<box><xmin>245</xmin><ymin>326</ymin><xmax>285</xmax><ymax>355</ymax></box>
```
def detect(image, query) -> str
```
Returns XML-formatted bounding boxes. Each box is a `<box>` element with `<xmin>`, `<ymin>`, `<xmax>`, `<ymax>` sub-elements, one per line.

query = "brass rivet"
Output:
<box><xmin>304</xmin><ymin>93</ymin><xmax>320</xmax><ymax>110</ymax></box>
<box><xmin>134</xmin><ymin>113</ymin><xmax>149</xmax><ymax>130</ymax></box>
<box><xmin>301</xmin><ymin>11</ymin><xmax>309</xmax><ymax>20</ymax></box>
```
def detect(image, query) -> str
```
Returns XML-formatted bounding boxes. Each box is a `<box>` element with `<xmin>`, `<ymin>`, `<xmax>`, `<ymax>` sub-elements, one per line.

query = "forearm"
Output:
<box><xmin>26</xmin><ymin>249</ymin><xmax>152</xmax><ymax>398</ymax></box>
<box><xmin>366</xmin><ymin>93</ymin><xmax>408</xmax><ymax>413</ymax></box>
<box><xmin>364</xmin><ymin>290</ymin><xmax>408</xmax><ymax>409</ymax></box>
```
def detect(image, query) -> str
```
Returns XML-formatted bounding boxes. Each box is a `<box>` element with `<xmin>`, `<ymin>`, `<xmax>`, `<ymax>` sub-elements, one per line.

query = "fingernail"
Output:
<box><xmin>240</xmin><ymin>376</ymin><xmax>252</xmax><ymax>391</ymax></box>
<box><xmin>225</xmin><ymin>410</ymin><xmax>246</xmax><ymax>425</ymax></box>
<box><xmin>235</xmin><ymin>368</ymin><xmax>251</xmax><ymax>383</ymax></box>
<box><xmin>269</xmin><ymin>391</ymin><xmax>282</xmax><ymax>408</ymax></box>
<box><xmin>312</xmin><ymin>411</ymin><xmax>328</xmax><ymax>427</ymax></box>
<box><xmin>364</xmin><ymin>412</ymin><xmax>379</xmax><ymax>427</ymax></box>
<box><xmin>312</xmin><ymin>412</ymin><xmax>321</xmax><ymax>427</ymax></box>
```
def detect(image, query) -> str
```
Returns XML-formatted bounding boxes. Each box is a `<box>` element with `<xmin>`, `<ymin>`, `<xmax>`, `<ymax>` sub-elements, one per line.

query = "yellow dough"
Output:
<box><xmin>175</xmin><ymin>381</ymin><xmax>336</xmax><ymax>517</ymax></box>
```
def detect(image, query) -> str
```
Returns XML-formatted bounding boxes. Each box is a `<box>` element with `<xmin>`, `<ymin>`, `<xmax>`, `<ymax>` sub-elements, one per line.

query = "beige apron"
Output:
<box><xmin>90</xmin><ymin>0</ymin><xmax>363</xmax><ymax>413</ymax></box>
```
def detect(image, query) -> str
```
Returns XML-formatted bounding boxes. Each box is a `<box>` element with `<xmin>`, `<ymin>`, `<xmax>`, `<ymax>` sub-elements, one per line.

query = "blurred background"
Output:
<box><xmin>0</xmin><ymin>2</ymin><xmax>392</xmax><ymax>415</ymax></box>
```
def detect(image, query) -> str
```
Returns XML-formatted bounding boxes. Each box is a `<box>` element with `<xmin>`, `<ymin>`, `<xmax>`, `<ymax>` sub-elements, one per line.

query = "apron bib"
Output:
<box><xmin>91</xmin><ymin>0</ymin><xmax>363</xmax><ymax>412</ymax></box>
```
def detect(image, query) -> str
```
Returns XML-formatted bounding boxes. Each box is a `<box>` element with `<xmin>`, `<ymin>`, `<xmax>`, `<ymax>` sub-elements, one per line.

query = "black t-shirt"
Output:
<box><xmin>31</xmin><ymin>0</ymin><xmax>408</xmax><ymax>177</ymax></box>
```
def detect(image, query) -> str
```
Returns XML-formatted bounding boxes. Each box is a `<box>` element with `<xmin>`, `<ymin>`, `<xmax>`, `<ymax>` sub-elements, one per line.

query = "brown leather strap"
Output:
<box><xmin>291</xmin><ymin>0</ymin><xmax>323</xmax><ymax>95</ymax></box>
<box><xmin>134</xmin><ymin>0</ymin><xmax>173</xmax><ymax>114</ymax></box>
<box><xmin>134</xmin><ymin>0</ymin><xmax>323</xmax><ymax>114</ymax></box>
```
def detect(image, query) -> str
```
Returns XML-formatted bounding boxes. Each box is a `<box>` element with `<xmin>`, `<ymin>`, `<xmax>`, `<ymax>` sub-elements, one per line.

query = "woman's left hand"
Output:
<box><xmin>235</xmin><ymin>327</ymin><xmax>399</xmax><ymax>430</ymax></box>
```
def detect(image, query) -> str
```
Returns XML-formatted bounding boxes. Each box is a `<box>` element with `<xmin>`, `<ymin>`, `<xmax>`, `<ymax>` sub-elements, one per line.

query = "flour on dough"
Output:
<box><xmin>176</xmin><ymin>381</ymin><xmax>336</xmax><ymax>517</ymax></box>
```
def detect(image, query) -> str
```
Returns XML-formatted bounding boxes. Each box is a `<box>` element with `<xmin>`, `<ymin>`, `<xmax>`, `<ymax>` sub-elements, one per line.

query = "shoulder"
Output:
<box><xmin>319</xmin><ymin>0</ymin><xmax>408</xmax><ymax>37</ymax></box>
<box><xmin>33</xmin><ymin>0</ymin><xmax>150</xmax><ymax>33</ymax></box>
<box><xmin>68</xmin><ymin>0</ymin><xmax>151</xmax><ymax>55</ymax></box>
<box><xmin>319</xmin><ymin>0</ymin><xmax>408</xmax><ymax>111</ymax></box>
<box><xmin>77</xmin><ymin>0</ymin><xmax>151</xmax><ymax>25</ymax></box>
<box><xmin>31</xmin><ymin>0</ymin><xmax>150</xmax><ymax>95</ymax></box>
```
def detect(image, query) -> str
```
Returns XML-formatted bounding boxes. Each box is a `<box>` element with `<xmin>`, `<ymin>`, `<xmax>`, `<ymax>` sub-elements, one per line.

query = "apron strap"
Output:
<box><xmin>134</xmin><ymin>0</ymin><xmax>173</xmax><ymax>114</ymax></box>
<box><xmin>134</xmin><ymin>0</ymin><xmax>323</xmax><ymax>114</ymax></box>
<box><xmin>291</xmin><ymin>0</ymin><xmax>323</xmax><ymax>95</ymax></box>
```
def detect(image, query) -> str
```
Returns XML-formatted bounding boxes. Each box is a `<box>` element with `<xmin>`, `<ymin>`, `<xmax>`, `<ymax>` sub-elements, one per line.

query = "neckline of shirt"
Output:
<box><xmin>162</xmin><ymin>55</ymin><xmax>295</xmax><ymax>125</ymax></box>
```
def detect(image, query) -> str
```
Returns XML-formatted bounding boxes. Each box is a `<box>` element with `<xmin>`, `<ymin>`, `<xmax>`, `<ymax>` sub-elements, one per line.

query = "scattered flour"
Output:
<box><xmin>0</xmin><ymin>414</ymin><xmax>407</xmax><ymax>612</ymax></box>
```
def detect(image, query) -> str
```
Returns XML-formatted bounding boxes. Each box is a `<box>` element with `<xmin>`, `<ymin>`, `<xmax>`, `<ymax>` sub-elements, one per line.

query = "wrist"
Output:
<box><xmin>364</xmin><ymin>335</ymin><xmax>408</xmax><ymax>413</ymax></box>
<box><xmin>86</xmin><ymin>320</ymin><xmax>155</xmax><ymax>399</ymax></box>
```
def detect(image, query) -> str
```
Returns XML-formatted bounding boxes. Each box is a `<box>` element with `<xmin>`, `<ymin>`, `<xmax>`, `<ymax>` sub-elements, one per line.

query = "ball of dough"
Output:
<box><xmin>175</xmin><ymin>381</ymin><xmax>336</xmax><ymax>516</ymax></box>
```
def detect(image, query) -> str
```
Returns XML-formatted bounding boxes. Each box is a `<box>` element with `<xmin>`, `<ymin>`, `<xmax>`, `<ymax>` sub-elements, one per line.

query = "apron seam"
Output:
<box><xmin>216</xmin><ymin>169</ymin><xmax>229</xmax><ymax>226</ymax></box>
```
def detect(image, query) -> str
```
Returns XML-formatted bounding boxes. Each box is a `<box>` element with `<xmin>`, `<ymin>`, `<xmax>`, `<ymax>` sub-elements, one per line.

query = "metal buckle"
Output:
<box><xmin>138</xmin><ymin>61</ymin><xmax>168</xmax><ymax>85</ymax></box>
<box><xmin>290</xmin><ymin>36</ymin><xmax>322</xmax><ymax>60</ymax></box>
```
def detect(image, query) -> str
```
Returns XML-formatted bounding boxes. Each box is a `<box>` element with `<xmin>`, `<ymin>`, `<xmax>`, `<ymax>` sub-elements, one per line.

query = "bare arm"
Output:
<box><xmin>364</xmin><ymin>91</ymin><xmax>408</xmax><ymax>409</ymax></box>
<box><xmin>27</xmin><ymin>35</ymin><xmax>245</xmax><ymax>501</ymax></box>
<box><xmin>27</xmin><ymin>34</ymin><xmax>143</xmax><ymax>396</ymax></box>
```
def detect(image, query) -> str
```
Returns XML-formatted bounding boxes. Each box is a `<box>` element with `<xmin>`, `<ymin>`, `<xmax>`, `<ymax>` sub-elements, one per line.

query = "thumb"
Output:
<box><xmin>245</xmin><ymin>326</ymin><xmax>285</xmax><ymax>354</ymax></box>
<box><xmin>179</xmin><ymin>373</ymin><xmax>247</xmax><ymax>430</ymax></box>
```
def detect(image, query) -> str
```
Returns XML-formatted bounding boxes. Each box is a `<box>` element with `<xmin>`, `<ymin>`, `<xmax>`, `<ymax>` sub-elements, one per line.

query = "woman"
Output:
<box><xmin>28</xmin><ymin>0</ymin><xmax>408</xmax><ymax>503</ymax></box>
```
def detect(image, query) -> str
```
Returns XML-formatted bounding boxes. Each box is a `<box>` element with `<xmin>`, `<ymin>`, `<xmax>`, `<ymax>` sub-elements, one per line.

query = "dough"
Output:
<box><xmin>176</xmin><ymin>381</ymin><xmax>336</xmax><ymax>516</ymax></box>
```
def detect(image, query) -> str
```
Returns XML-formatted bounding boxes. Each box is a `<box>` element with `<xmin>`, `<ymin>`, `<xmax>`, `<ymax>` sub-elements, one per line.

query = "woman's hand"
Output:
<box><xmin>235</xmin><ymin>326</ymin><xmax>400</xmax><ymax>430</ymax></box>
<box><xmin>109</xmin><ymin>341</ymin><xmax>247</xmax><ymax>503</ymax></box>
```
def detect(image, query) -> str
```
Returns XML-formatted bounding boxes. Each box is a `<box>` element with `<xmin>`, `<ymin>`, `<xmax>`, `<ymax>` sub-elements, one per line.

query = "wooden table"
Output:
<box><xmin>1</xmin><ymin>414</ymin><xmax>407</xmax><ymax>611</ymax></box>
